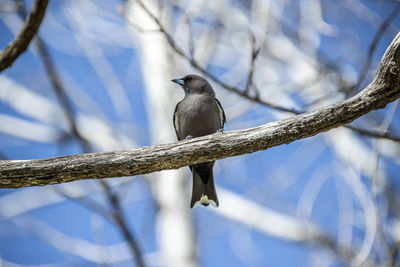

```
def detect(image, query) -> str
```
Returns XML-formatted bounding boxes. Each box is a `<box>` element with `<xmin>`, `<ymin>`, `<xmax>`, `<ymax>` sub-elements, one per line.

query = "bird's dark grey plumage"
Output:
<box><xmin>172</xmin><ymin>74</ymin><xmax>226</xmax><ymax>208</ymax></box>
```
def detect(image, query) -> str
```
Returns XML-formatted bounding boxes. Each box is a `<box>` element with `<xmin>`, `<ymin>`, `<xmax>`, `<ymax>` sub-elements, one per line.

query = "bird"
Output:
<box><xmin>172</xmin><ymin>74</ymin><xmax>226</xmax><ymax>208</ymax></box>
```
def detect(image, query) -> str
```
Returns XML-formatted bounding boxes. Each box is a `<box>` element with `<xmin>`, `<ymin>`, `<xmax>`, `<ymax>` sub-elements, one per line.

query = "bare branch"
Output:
<box><xmin>131</xmin><ymin>0</ymin><xmax>400</xmax><ymax>143</ymax></box>
<box><xmin>244</xmin><ymin>31</ymin><xmax>260</xmax><ymax>95</ymax></box>
<box><xmin>184</xmin><ymin>14</ymin><xmax>196</xmax><ymax>60</ymax></box>
<box><xmin>345</xmin><ymin>125</ymin><xmax>400</xmax><ymax>142</ymax></box>
<box><xmin>347</xmin><ymin>2</ymin><xmax>400</xmax><ymax>95</ymax></box>
<box><xmin>0</xmin><ymin>31</ymin><xmax>400</xmax><ymax>188</ymax></box>
<box><xmin>0</xmin><ymin>0</ymin><xmax>49</xmax><ymax>71</ymax></box>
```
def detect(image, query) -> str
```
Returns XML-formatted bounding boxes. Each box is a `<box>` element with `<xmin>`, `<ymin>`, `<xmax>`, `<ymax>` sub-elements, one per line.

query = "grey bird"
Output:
<box><xmin>172</xmin><ymin>74</ymin><xmax>226</xmax><ymax>208</ymax></box>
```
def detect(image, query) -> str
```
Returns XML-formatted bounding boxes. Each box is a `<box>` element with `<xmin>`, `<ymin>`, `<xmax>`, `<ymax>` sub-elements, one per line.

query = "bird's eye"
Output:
<box><xmin>186</xmin><ymin>77</ymin><xmax>192</xmax><ymax>81</ymax></box>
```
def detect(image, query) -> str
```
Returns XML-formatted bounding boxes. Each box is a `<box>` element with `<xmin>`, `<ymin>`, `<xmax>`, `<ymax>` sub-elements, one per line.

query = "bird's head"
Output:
<box><xmin>172</xmin><ymin>74</ymin><xmax>215</xmax><ymax>96</ymax></box>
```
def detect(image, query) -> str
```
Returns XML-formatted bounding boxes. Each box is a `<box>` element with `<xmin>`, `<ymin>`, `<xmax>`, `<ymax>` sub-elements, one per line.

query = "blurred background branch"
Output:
<box><xmin>126</xmin><ymin>0</ymin><xmax>400</xmax><ymax>143</ymax></box>
<box><xmin>0</xmin><ymin>0</ymin><xmax>48</xmax><ymax>71</ymax></box>
<box><xmin>12</xmin><ymin>2</ymin><xmax>146</xmax><ymax>266</ymax></box>
<box><xmin>1</xmin><ymin>0</ymin><xmax>400</xmax><ymax>266</ymax></box>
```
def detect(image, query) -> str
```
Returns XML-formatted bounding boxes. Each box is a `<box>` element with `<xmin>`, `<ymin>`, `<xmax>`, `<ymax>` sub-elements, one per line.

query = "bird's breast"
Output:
<box><xmin>177</xmin><ymin>95</ymin><xmax>221</xmax><ymax>138</ymax></box>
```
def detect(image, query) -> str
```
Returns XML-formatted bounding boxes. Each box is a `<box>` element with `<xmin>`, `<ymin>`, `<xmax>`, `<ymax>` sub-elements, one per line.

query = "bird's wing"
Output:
<box><xmin>214</xmin><ymin>98</ymin><xmax>226</xmax><ymax>128</ymax></box>
<box><xmin>173</xmin><ymin>101</ymin><xmax>181</xmax><ymax>140</ymax></box>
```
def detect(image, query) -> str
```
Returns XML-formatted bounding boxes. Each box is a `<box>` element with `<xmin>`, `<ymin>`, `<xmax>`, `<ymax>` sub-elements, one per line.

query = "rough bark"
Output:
<box><xmin>0</xmin><ymin>0</ymin><xmax>49</xmax><ymax>72</ymax></box>
<box><xmin>1</xmin><ymin>33</ymin><xmax>400</xmax><ymax>188</ymax></box>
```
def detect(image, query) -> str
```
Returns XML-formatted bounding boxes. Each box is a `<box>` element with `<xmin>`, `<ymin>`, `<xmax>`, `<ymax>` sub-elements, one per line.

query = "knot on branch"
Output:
<box><xmin>389</xmin><ymin>61</ymin><xmax>399</xmax><ymax>75</ymax></box>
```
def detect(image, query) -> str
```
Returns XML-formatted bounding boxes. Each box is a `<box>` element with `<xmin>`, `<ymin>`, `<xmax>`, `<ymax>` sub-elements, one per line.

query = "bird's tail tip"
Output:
<box><xmin>190</xmin><ymin>168</ymin><xmax>219</xmax><ymax>208</ymax></box>
<box><xmin>190</xmin><ymin>194</ymin><xmax>219</xmax><ymax>208</ymax></box>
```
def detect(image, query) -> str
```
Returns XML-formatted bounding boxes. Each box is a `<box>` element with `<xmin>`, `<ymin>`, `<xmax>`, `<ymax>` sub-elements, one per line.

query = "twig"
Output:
<box><xmin>0</xmin><ymin>0</ymin><xmax>49</xmax><ymax>71</ymax></box>
<box><xmin>345</xmin><ymin>125</ymin><xmax>400</xmax><ymax>142</ymax></box>
<box><xmin>133</xmin><ymin>0</ymin><xmax>303</xmax><ymax>112</ymax></box>
<box><xmin>131</xmin><ymin>0</ymin><xmax>400</xmax><ymax>143</ymax></box>
<box><xmin>347</xmin><ymin>2</ymin><xmax>400</xmax><ymax>95</ymax></box>
<box><xmin>184</xmin><ymin>14</ymin><xmax>196</xmax><ymax>60</ymax></box>
<box><xmin>244</xmin><ymin>31</ymin><xmax>260</xmax><ymax>95</ymax></box>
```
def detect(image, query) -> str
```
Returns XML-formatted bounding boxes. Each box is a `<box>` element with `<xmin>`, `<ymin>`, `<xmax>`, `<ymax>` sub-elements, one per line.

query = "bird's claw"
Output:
<box><xmin>217</xmin><ymin>128</ymin><xmax>224</xmax><ymax>133</ymax></box>
<box><xmin>185</xmin><ymin>135</ymin><xmax>193</xmax><ymax>140</ymax></box>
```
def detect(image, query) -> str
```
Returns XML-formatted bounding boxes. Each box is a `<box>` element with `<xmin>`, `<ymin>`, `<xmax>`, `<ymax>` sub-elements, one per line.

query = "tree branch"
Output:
<box><xmin>346</xmin><ymin>2</ymin><xmax>400</xmax><ymax>95</ymax></box>
<box><xmin>0</xmin><ymin>0</ymin><xmax>49</xmax><ymax>72</ymax></box>
<box><xmin>0</xmin><ymin>32</ymin><xmax>400</xmax><ymax>188</ymax></box>
<box><xmin>124</xmin><ymin>1</ymin><xmax>400</xmax><ymax>143</ymax></box>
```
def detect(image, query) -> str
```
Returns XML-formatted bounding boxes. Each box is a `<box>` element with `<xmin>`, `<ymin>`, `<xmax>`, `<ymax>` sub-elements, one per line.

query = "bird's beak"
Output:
<box><xmin>171</xmin><ymin>78</ymin><xmax>184</xmax><ymax>85</ymax></box>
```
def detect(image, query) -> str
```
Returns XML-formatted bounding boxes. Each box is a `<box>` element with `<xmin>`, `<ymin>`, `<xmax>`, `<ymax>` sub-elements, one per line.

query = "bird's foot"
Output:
<box><xmin>217</xmin><ymin>128</ymin><xmax>224</xmax><ymax>133</ymax></box>
<box><xmin>185</xmin><ymin>135</ymin><xmax>193</xmax><ymax>140</ymax></box>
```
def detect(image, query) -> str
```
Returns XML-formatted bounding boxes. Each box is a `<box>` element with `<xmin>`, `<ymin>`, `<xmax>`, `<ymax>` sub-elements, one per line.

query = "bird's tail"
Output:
<box><xmin>190</xmin><ymin>165</ymin><xmax>219</xmax><ymax>208</ymax></box>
